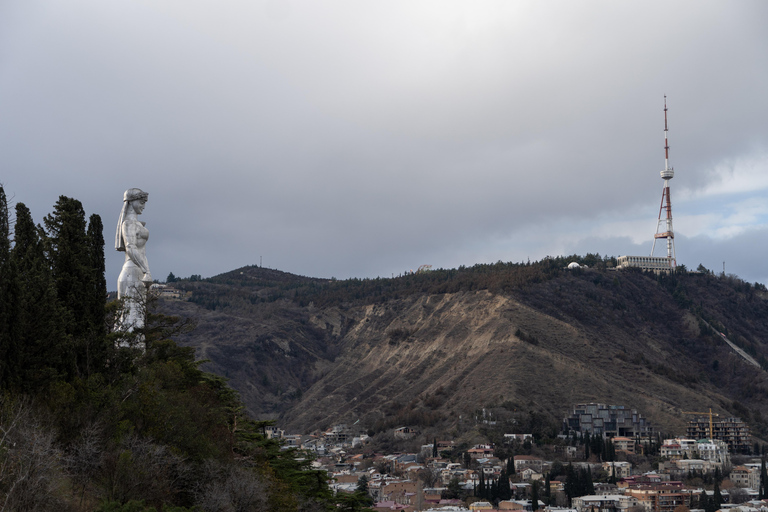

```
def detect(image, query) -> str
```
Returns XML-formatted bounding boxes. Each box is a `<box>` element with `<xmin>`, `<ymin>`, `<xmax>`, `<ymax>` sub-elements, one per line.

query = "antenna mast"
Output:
<box><xmin>651</xmin><ymin>96</ymin><xmax>677</xmax><ymax>267</ymax></box>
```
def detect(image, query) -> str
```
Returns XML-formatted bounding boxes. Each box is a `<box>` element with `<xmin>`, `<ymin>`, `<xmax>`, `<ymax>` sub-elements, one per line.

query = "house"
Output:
<box><xmin>603</xmin><ymin>461</ymin><xmax>632</xmax><ymax>479</ymax></box>
<box><xmin>394</xmin><ymin>426</ymin><xmax>418</xmax><ymax>440</ymax></box>
<box><xmin>514</xmin><ymin>455</ymin><xmax>544</xmax><ymax>474</ymax></box>
<box><xmin>505</xmin><ymin>434</ymin><xmax>534</xmax><ymax>443</ymax></box>
<box><xmin>624</xmin><ymin>486</ymin><xmax>690</xmax><ymax>512</ymax></box>
<box><xmin>660</xmin><ymin>438</ymin><xmax>698</xmax><ymax>460</ymax></box>
<box><xmin>264</xmin><ymin>425</ymin><xmax>284</xmax><ymax>439</ymax></box>
<box><xmin>731</xmin><ymin>466</ymin><xmax>760</xmax><ymax>490</ymax></box>
<box><xmin>696</xmin><ymin>439</ymin><xmax>730</xmax><ymax>465</ymax></box>
<box><xmin>520</xmin><ymin>467</ymin><xmax>543</xmax><ymax>482</ymax></box>
<box><xmin>373</xmin><ymin>500</ymin><xmax>412</xmax><ymax>511</ymax></box>
<box><xmin>380</xmin><ymin>480</ymin><xmax>419</xmax><ymax>505</ymax></box>
<box><xmin>468</xmin><ymin>445</ymin><xmax>496</xmax><ymax>459</ymax></box>
<box><xmin>612</xmin><ymin>437</ymin><xmax>636</xmax><ymax>455</ymax></box>
<box><xmin>572</xmin><ymin>494</ymin><xmax>640</xmax><ymax>512</ymax></box>
<box><xmin>498</xmin><ymin>500</ymin><xmax>526</xmax><ymax>510</ymax></box>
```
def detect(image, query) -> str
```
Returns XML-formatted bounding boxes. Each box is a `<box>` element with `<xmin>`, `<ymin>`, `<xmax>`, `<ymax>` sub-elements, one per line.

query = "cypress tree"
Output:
<box><xmin>498</xmin><ymin>468</ymin><xmax>512</xmax><ymax>501</ymax></box>
<box><xmin>564</xmin><ymin>463</ymin><xmax>576</xmax><ymax>506</ymax></box>
<box><xmin>760</xmin><ymin>456</ymin><xmax>767</xmax><ymax>499</ymax></box>
<box><xmin>9</xmin><ymin>203</ymin><xmax>66</xmax><ymax>390</ymax></box>
<box><xmin>0</xmin><ymin>186</ymin><xmax>11</xmax><ymax>387</ymax></box>
<box><xmin>592</xmin><ymin>433</ymin><xmax>603</xmax><ymax>460</ymax></box>
<box><xmin>585</xmin><ymin>467</ymin><xmax>595</xmax><ymax>495</ymax></box>
<box><xmin>84</xmin><ymin>213</ymin><xmax>108</xmax><ymax>374</ymax></box>
<box><xmin>713</xmin><ymin>478</ymin><xmax>722</xmax><ymax>509</ymax></box>
<box><xmin>531</xmin><ymin>479</ymin><xmax>540</xmax><ymax>511</ymax></box>
<box><xmin>43</xmin><ymin>196</ymin><xmax>104</xmax><ymax>379</ymax></box>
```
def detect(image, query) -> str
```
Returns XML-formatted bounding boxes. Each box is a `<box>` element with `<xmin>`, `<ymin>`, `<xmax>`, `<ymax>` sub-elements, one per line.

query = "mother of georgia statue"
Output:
<box><xmin>115</xmin><ymin>188</ymin><xmax>152</xmax><ymax>345</ymax></box>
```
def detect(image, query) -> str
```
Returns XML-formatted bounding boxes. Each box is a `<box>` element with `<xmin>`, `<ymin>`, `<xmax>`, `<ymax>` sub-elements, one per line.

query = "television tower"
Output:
<box><xmin>651</xmin><ymin>96</ymin><xmax>677</xmax><ymax>267</ymax></box>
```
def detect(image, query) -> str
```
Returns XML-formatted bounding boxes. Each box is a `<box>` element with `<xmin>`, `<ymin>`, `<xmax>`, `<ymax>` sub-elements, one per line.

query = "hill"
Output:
<box><xmin>162</xmin><ymin>258</ymin><xmax>768</xmax><ymax>442</ymax></box>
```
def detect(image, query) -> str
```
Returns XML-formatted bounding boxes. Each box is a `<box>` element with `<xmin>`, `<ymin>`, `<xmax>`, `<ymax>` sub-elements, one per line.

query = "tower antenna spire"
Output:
<box><xmin>651</xmin><ymin>95</ymin><xmax>677</xmax><ymax>267</ymax></box>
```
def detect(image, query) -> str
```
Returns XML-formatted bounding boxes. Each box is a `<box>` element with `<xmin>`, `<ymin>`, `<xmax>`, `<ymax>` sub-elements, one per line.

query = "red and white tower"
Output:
<box><xmin>651</xmin><ymin>96</ymin><xmax>676</xmax><ymax>267</ymax></box>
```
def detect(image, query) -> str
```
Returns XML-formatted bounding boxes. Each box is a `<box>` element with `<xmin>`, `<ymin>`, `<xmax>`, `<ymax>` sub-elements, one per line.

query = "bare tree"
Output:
<box><xmin>416</xmin><ymin>467</ymin><xmax>441</xmax><ymax>488</ymax></box>
<box><xmin>195</xmin><ymin>460</ymin><xmax>269</xmax><ymax>512</ymax></box>
<box><xmin>64</xmin><ymin>421</ymin><xmax>105</xmax><ymax>507</ymax></box>
<box><xmin>100</xmin><ymin>434</ymin><xmax>189</xmax><ymax>505</ymax></box>
<box><xmin>0</xmin><ymin>398</ymin><xmax>68</xmax><ymax>511</ymax></box>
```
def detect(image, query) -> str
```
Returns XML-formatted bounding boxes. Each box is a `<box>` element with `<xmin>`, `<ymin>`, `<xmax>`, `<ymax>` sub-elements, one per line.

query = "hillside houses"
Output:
<box><xmin>261</xmin><ymin>408</ymin><xmax>760</xmax><ymax>511</ymax></box>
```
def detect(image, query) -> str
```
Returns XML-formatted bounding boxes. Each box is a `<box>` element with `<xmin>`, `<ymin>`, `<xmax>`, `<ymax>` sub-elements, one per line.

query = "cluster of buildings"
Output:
<box><xmin>311</xmin><ymin>440</ymin><xmax>767</xmax><ymax>512</ymax></box>
<box><xmin>263</xmin><ymin>403</ymin><xmax>760</xmax><ymax>512</ymax></box>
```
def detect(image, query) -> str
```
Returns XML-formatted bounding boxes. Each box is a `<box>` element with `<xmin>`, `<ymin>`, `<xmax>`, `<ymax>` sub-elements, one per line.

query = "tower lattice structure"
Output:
<box><xmin>651</xmin><ymin>96</ymin><xmax>677</xmax><ymax>267</ymax></box>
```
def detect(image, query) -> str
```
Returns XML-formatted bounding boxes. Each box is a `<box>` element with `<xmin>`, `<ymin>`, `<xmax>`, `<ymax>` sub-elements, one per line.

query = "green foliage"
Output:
<box><xmin>0</xmin><ymin>192</ymin><xmax>344</xmax><ymax>512</ymax></box>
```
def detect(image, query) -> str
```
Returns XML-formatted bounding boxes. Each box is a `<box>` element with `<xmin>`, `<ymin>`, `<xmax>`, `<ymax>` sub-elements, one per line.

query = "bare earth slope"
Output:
<box><xmin>161</xmin><ymin>262</ymin><xmax>768</xmax><ymax>437</ymax></box>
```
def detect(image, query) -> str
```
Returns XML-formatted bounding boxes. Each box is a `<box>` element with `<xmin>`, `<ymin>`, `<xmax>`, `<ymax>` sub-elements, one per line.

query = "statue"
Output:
<box><xmin>115</xmin><ymin>188</ymin><xmax>152</xmax><ymax>346</ymax></box>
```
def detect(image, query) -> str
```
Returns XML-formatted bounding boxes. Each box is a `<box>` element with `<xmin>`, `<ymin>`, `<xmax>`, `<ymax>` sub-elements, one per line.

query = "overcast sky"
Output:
<box><xmin>2</xmin><ymin>1</ymin><xmax>767</xmax><ymax>289</ymax></box>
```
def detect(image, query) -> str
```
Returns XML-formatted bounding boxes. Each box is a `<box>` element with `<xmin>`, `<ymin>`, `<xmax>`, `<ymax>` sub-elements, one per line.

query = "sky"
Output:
<box><xmin>1</xmin><ymin>1</ymin><xmax>767</xmax><ymax>289</ymax></box>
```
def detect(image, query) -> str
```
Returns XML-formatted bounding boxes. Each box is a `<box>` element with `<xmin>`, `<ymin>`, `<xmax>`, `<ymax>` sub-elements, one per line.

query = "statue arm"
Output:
<box><xmin>121</xmin><ymin>221</ymin><xmax>152</xmax><ymax>282</ymax></box>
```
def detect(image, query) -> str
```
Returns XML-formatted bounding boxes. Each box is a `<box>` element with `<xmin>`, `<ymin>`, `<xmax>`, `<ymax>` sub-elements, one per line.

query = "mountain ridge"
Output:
<box><xmin>160</xmin><ymin>259</ymin><xmax>768</xmax><ymax>443</ymax></box>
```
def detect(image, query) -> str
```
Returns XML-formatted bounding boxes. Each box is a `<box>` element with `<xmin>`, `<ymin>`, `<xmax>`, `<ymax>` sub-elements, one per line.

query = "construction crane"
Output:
<box><xmin>682</xmin><ymin>408</ymin><xmax>720</xmax><ymax>439</ymax></box>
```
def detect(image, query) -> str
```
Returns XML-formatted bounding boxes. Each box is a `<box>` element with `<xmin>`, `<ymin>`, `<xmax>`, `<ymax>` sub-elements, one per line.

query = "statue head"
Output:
<box><xmin>116</xmin><ymin>188</ymin><xmax>149</xmax><ymax>251</ymax></box>
<box><xmin>123</xmin><ymin>188</ymin><xmax>149</xmax><ymax>203</ymax></box>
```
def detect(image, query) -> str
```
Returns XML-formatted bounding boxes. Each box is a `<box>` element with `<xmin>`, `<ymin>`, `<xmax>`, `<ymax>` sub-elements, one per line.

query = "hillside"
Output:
<box><xmin>162</xmin><ymin>259</ymin><xmax>768</xmax><ymax>441</ymax></box>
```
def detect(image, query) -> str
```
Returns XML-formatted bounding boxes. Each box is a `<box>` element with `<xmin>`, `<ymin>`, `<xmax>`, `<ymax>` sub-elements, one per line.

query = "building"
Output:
<box><xmin>612</xmin><ymin>437</ymin><xmax>636</xmax><ymax>455</ymax></box>
<box><xmin>603</xmin><ymin>461</ymin><xmax>632</xmax><ymax>479</ymax></box>
<box><xmin>393</xmin><ymin>426</ymin><xmax>418</xmax><ymax>440</ymax></box>
<box><xmin>573</xmin><ymin>494</ymin><xmax>640</xmax><ymax>512</ymax></box>
<box><xmin>686</xmin><ymin>417</ymin><xmax>750</xmax><ymax>454</ymax></box>
<box><xmin>618</xmin><ymin>98</ymin><xmax>679</xmax><ymax>275</ymax></box>
<box><xmin>730</xmin><ymin>466</ymin><xmax>760</xmax><ymax>490</ymax></box>
<box><xmin>696</xmin><ymin>439</ymin><xmax>730</xmax><ymax>466</ymax></box>
<box><xmin>514</xmin><ymin>455</ymin><xmax>544</xmax><ymax>474</ymax></box>
<box><xmin>616</xmin><ymin>256</ymin><xmax>674</xmax><ymax>273</ymax></box>
<box><xmin>468</xmin><ymin>445</ymin><xmax>495</xmax><ymax>459</ymax></box>
<box><xmin>624</xmin><ymin>487</ymin><xmax>690</xmax><ymax>512</ymax></box>
<box><xmin>660</xmin><ymin>438</ymin><xmax>698</xmax><ymax>460</ymax></box>
<box><xmin>564</xmin><ymin>403</ymin><xmax>653</xmax><ymax>438</ymax></box>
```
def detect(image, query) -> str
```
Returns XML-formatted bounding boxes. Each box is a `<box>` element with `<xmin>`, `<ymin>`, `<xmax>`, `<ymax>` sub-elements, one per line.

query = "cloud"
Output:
<box><xmin>1</xmin><ymin>0</ymin><xmax>767</xmax><ymax>288</ymax></box>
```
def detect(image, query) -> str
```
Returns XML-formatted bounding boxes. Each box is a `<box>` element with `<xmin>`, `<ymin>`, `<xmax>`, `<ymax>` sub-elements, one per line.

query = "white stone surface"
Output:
<box><xmin>115</xmin><ymin>188</ymin><xmax>151</xmax><ymax>348</ymax></box>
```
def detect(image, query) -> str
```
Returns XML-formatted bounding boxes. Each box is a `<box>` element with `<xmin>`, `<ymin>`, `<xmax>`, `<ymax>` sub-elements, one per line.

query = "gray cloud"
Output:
<box><xmin>1</xmin><ymin>0</ymin><xmax>766</xmax><ymax>288</ymax></box>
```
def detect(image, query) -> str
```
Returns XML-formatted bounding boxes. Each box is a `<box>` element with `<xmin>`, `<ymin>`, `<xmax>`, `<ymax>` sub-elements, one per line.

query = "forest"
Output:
<box><xmin>0</xmin><ymin>187</ymin><xmax>373</xmax><ymax>511</ymax></box>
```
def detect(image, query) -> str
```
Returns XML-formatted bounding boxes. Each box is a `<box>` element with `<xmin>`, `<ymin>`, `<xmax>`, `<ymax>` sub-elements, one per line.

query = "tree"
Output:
<box><xmin>84</xmin><ymin>213</ymin><xmax>108</xmax><ymax>371</ymax></box>
<box><xmin>531</xmin><ymin>479</ymin><xmax>540</xmax><ymax>511</ymax></box>
<box><xmin>564</xmin><ymin>464</ymin><xmax>577</xmax><ymax>506</ymax></box>
<box><xmin>497</xmin><ymin>469</ymin><xmax>512</xmax><ymax>501</ymax></box>
<box><xmin>549</xmin><ymin>461</ymin><xmax>564</xmax><ymax>480</ymax></box>
<box><xmin>0</xmin><ymin>186</ymin><xmax>11</xmax><ymax>387</ymax></box>
<box><xmin>443</xmin><ymin>477</ymin><xmax>462</xmax><ymax>500</ymax></box>
<box><xmin>0</xmin><ymin>397</ymin><xmax>67</xmax><ymax>510</ymax></box>
<box><xmin>43</xmin><ymin>196</ymin><xmax>107</xmax><ymax>380</ymax></box>
<box><xmin>760</xmin><ymin>456</ymin><xmax>767</xmax><ymax>499</ymax></box>
<box><xmin>713</xmin><ymin>479</ymin><xmax>722</xmax><ymax>509</ymax></box>
<box><xmin>478</xmin><ymin>470</ymin><xmax>486</xmax><ymax>499</ymax></box>
<box><xmin>7</xmin><ymin>202</ymin><xmax>67</xmax><ymax>391</ymax></box>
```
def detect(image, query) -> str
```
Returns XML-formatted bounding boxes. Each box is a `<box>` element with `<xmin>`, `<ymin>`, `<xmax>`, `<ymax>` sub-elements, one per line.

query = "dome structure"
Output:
<box><xmin>567</xmin><ymin>262</ymin><xmax>581</xmax><ymax>269</ymax></box>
